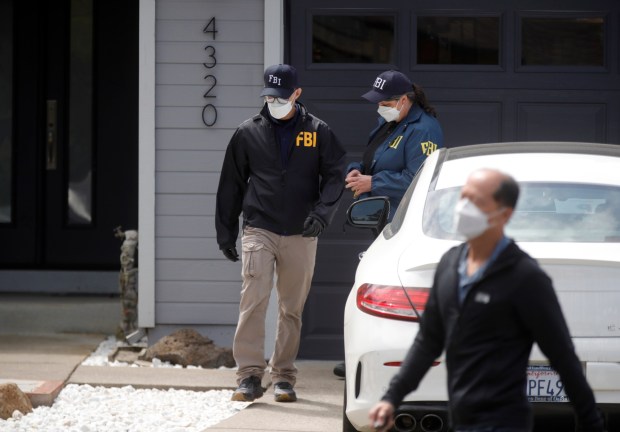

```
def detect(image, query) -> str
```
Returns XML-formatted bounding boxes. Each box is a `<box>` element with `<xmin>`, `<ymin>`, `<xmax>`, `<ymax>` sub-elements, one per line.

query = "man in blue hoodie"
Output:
<box><xmin>369</xmin><ymin>169</ymin><xmax>604</xmax><ymax>432</ymax></box>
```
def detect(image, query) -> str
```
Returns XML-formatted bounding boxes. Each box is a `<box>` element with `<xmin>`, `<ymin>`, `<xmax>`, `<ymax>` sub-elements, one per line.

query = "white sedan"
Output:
<box><xmin>343</xmin><ymin>142</ymin><xmax>620</xmax><ymax>432</ymax></box>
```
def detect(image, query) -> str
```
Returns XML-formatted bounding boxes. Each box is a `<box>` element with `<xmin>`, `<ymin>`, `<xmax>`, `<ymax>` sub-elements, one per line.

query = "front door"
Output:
<box><xmin>0</xmin><ymin>0</ymin><xmax>138</xmax><ymax>274</ymax></box>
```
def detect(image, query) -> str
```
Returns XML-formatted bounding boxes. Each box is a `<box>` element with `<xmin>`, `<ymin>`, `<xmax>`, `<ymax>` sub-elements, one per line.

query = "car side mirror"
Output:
<box><xmin>346</xmin><ymin>197</ymin><xmax>391</xmax><ymax>237</ymax></box>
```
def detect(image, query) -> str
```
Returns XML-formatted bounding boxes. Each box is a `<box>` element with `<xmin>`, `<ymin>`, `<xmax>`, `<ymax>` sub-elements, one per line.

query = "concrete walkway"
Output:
<box><xmin>207</xmin><ymin>362</ymin><xmax>344</xmax><ymax>432</ymax></box>
<box><xmin>0</xmin><ymin>333</ymin><xmax>344</xmax><ymax>431</ymax></box>
<box><xmin>0</xmin><ymin>294</ymin><xmax>345</xmax><ymax>431</ymax></box>
<box><xmin>0</xmin><ymin>333</ymin><xmax>106</xmax><ymax>406</ymax></box>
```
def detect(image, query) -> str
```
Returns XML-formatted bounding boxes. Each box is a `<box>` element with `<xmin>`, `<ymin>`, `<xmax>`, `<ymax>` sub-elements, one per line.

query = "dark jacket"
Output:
<box><xmin>215</xmin><ymin>103</ymin><xmax>347</xmax><ymax>249</ymax></box>
<box><xmin>382</xmin><ymin>240</ymin><xmax>603</xmax><ymax>431</ymax></box>
<box><xmin>346</xmin><ymin>105</ymin><xmax>443</xmax><ymax>216</ymax></box>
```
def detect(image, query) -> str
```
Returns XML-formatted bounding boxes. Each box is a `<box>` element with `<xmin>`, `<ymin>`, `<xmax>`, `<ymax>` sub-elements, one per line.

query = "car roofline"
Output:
<box><xmin>443</xmin><ymin>141</ymin><xmax>620</xmax><ymax>161</ymax></box>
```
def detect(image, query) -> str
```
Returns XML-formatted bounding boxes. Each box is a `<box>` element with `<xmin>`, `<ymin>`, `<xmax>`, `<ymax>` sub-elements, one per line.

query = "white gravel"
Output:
<box><xmin>79</xmin><ymin>336</ymin><xmax>183</xmax><ymax>368</ymax></box>
<box><xmin>0</xmin><ymin>337</ymin><xmax>249</xmax><ymax>432</ymax></box>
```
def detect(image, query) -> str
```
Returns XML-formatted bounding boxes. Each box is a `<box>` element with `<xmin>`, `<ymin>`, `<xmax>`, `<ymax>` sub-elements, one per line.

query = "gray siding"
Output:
<box><xmin>154</xmin><ymin>0</ymin><xmax>264</xmax><ymax>347</ymax></box>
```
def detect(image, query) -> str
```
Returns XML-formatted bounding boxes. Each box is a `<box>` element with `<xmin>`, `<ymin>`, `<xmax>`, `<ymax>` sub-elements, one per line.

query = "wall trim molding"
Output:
<box><xmin>138</xmin><ymin>0</ymin><xmax>156</xmax><ymax>327</ymax></box>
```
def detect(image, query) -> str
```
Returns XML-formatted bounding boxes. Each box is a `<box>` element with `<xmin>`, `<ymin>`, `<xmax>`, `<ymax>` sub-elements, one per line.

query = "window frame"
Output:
<box><xmin>411</xmin><ymin>10</ymin><xmax>505</xmax><ymax>72</ymax></box>
<box><xmin>516</xmin><ymin>11</ymin><xmax>609</xmax><ymax>73</ymax></box>
<box><xmin>306</xmin><ymin>8</ymin><xmax>399</xmax><ymax>70</ymax></box>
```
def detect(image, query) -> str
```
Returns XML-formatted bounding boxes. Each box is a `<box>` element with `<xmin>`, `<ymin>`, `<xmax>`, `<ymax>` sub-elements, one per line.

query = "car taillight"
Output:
<box><xmin>356</xmin><ymin>283</ymin><xmax>430</xmax><ymax>322</ymax></box>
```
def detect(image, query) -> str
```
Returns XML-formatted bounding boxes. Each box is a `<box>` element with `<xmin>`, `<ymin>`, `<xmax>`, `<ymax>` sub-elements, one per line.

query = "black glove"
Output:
<box><xmin>302</xmin><ymin>216</ymin><xmax>324</xmax><ymax>238</ymax></box>
<box><xmin>222</xmin><ymin>246</ymin><xmax>239</xmax><ymax>262</ymax></box>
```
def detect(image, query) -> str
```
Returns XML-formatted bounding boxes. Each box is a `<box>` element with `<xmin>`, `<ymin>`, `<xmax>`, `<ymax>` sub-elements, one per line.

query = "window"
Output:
<box><xmin>423</xmin><ymin>183</ymin><xmax>620</xmax><ymax>243</ymax></box>
<box><xmin>67</xmin><ymin>0</ymin><xmax>94</xmax><ymax>224</ymax></box>
<box><xmin>312</xmin><ymin>15</ymin><xmax>395</xmax><ymax>64</ymax></box>
<box><xmin>521</xmin><ymin>17</ymin><xmax>604</xmax><ymax>66</ymax></box>
<box><xmin>383</xmin><ymin>171</ymin><xmax>420</xmax><ymax>240</ymax></box>
<box><xmin>417</xmin><ymin>16</ymin><xmax>500</xmax><ymax>65</ymax></box>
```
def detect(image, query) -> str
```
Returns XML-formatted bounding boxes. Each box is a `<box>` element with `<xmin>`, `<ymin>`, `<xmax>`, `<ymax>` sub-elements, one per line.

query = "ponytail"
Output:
<box><xmin>406</xmin><ymin>84</ymin><xmax>437</xmax><ymax>118</ymax></box>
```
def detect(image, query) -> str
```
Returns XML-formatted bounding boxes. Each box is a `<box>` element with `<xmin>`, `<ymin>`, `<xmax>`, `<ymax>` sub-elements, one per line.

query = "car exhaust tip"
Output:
<box><xmin>420</xmin><ymin>413</ymin><xmax>444</xmax><ymax>432</ymax></box>
<box><xmin>393</xmin><ymin>413</ymin><xmax>417</xmax><ymax>432</ymax></box>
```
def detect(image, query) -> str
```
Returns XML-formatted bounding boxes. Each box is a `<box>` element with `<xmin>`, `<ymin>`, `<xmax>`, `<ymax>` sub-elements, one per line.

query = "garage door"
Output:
<box><xmin>289</xmin><ymin>0</ymin><xmax>620</xmax><ymax>359</ymax></box>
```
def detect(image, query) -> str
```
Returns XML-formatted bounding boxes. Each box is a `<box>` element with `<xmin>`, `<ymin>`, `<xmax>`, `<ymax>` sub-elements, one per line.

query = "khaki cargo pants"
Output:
<box><xmin>233</xmin><ymin>226</ymin><xmax>317</xmax><ymax>386</ymax></box>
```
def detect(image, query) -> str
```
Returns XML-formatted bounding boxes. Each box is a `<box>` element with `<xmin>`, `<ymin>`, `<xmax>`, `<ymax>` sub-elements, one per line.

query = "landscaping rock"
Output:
<box><xmin>0</xmin><ymin>383</ymin><xmax>33</xmax><ymax>420</ymax></box>
<box><xmin>140</xmin><ymin>328</ymin><xmax>235</xmax><ymax>368</ymax></box>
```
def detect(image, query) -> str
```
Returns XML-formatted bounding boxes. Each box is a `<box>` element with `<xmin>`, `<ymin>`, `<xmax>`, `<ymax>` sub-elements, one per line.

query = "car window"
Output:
<box><xmin>423</xmin><ymin>182</ymin><xmax>620</xmax><ymax>243</ymax></box>
<box><xmin>383</xmin><ymin>172</ymin><xmax>420</xmax><ymax>240</ymax></box>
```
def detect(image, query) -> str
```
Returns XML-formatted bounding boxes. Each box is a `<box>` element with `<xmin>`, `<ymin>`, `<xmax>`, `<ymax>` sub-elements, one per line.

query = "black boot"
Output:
<box><xmin>333</xmin><ymin>362</ymin><xmax>345</xmax><ymax>378</ymax></box>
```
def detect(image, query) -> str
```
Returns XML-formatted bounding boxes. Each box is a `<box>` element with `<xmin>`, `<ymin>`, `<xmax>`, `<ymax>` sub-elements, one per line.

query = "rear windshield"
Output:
<box><xmin>423</xmin><ymin>182</ymin><xmax>620</xmax><ymax>242</ymax></box>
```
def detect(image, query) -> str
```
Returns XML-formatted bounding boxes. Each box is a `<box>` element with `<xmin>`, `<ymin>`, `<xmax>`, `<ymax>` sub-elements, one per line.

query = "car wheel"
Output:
<box><xmin>343</xmin><ymin>379</ymin><xmax>358</xmax><ymax>432</ymax></box>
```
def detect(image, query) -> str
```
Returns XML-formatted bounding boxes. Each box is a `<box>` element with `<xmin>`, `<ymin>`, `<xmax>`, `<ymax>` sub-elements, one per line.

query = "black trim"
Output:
<box><xmin>445</xmin><ymin>141</ymin><xmax>620</xmax><ymax>162</ymax></box>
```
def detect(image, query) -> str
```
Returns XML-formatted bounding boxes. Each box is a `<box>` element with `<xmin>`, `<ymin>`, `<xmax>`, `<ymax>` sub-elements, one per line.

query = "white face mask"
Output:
<box><xmin>377</xmin><ymin>97</ymin><xmax>403</xmax><ymax>122</ymax></box>
<box><xmin>268</xmin><ymin>99</ymin><xmax>293</xmax><ymax>119</ymax></box>
<box><xmin>453</xmin><ymin>198</ymin><xmax>503</xmax><ymax>240</ymax></box>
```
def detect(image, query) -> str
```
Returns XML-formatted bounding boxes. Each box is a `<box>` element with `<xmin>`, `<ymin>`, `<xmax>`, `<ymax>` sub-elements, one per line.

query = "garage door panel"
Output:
<box><xmin>299</xmin><ymin>281</ymin><xmax>352</xmax><ymax>359</ymax></box>
<box><xmin>300</xmin><ymin>240</ymin><xmax>369</xmax><ymax>358</ymax></box>
<box><xmin>312</xmin><ymin>241</ymin><xmax>368</xmax><ymax>283</ymax></box>
<box><xmin>434</xmin><ymin>101</ymin><xmax>502</xmax><ymax>147</ymax></box>
<box><xmin>302</xmin><ymin>97</ymin><xmax>378</xmax><ymax>153</ymax></box>
<box><xmin>517</xmin><ymin>102</ymin><xmax>607</xmax><ymax>142</ymax></box>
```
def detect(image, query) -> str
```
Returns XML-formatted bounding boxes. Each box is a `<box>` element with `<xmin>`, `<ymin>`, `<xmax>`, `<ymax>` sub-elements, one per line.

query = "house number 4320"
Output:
<box><xmin>202</xmin><ymin>17</ymin><xmax>218</xmax><ymax>127</ymax></box>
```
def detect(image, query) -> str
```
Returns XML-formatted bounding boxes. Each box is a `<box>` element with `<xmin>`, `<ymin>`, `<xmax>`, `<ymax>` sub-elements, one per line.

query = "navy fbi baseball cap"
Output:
<box><xmin>260</xmin><ymin>64</ymin><xmax>298</xmax><ymax>99</ymax></box>
<box><xmin>362</xmin><ymin>70</ymin><xmax>412</xmax><ymax>103</ymax></box>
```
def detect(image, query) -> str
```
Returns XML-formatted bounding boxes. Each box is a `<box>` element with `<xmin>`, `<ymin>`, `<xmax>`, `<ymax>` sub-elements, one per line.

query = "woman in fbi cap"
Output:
<box><xmin>345</xmin><ymin>70</ymin><xmax>444</xmax><ymax>219</ymax></box>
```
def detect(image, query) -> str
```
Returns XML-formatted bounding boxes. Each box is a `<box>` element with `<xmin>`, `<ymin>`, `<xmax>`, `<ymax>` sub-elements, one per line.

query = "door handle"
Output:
<box><xmin>46</xmin><ymin>100</ymin><xmax>57</xmax><ymax>170</ymax></box>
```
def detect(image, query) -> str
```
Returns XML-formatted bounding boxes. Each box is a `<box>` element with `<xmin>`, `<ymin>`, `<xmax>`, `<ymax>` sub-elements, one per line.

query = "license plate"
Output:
<box><xmin>526</xmin><ymin>365</ymin><xmax>569</xmax><ymax>402</ymax></box>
